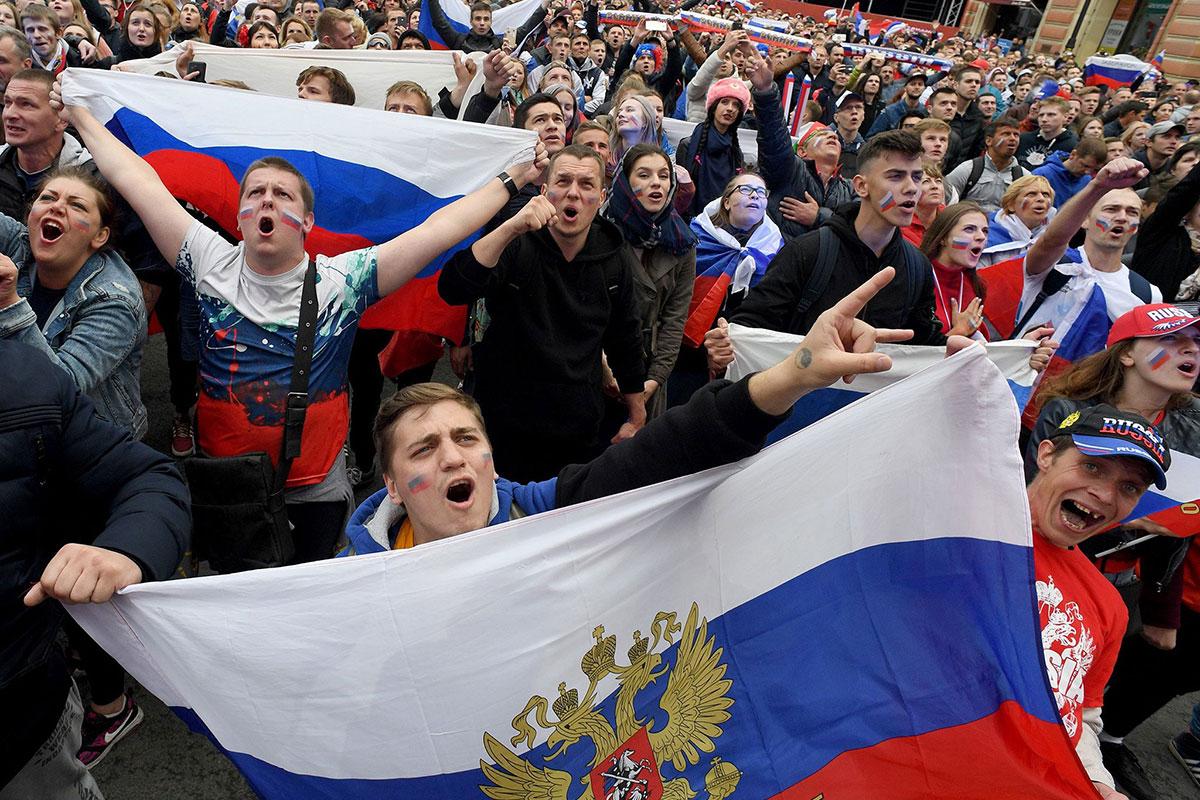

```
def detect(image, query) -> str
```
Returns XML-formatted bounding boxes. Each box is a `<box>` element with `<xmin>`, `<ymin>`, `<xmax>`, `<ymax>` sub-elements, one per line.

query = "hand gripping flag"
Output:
<box><xmin>727</xmin><ymin>325</ymin><xmax>1038</xmax><ymax>442</ymax></box>
<box><xmin>61</xmin><ymin>68</ymin><xmax>535</xmax><ymax>342</ymax></box>
<box><xmin>70</xmin><ymin>349</ymin><xmax>1102</xmax><ymax>800</ymax></box>
<box><xmin>419</xmin><ymin>0</ymin><xmax>543</xmax><ymax>50</ymax></box>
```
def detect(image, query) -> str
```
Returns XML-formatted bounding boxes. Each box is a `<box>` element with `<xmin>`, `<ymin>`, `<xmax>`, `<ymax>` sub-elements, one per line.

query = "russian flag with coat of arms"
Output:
<box><xmin>70</xmin><ymin>349</ymin><xmax>1102</xmax><ymax>799</ymax></box>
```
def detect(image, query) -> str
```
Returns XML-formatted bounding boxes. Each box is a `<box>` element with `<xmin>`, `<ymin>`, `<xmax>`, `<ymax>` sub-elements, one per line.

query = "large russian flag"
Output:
<box><xmin>1084</xmin><ymin>54</ymin><xmax>1151</xmax><ymax>88</ymax></box>
<box><xmin>69</xmin><ymin>349</ymin><xmax>1100</xmax><ymax>799</ymax></box>
<box><xmin>61</xmin><ymin>69</ymin><xmax>535</xmax><ymax>339</ymax></box>
<box><xmin>418</xmin><ymin>0</ymin><xmax>542</xmax><ymax>50</ymax></box>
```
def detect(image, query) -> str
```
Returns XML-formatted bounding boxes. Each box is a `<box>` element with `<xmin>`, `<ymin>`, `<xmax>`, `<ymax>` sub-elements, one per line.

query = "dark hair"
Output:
<box><xmin>856</xmin><ymin>129</ymin><xmax>922</xmax><ymax>175</ymax></box>
<box><xmin>951</xmin><ymin>63</ymin><xmax>982</xmax><ymax>82</ymax></box>
<box><xmin>513</xmin><ymin>92</ymin><xmax>561</xmax><ymax>130</ymax></box>
<box><xmin>984</xmin><ymin>118</ymin><xmax>1020</xmax><ymax>139</ymax></box>
<box><xmin>238</xmin><ymin>156</ymin><xmax>315</xmax><ymax>214</ymax></box>
<box><xmin>296</xmin><ymin>65</ymin><xmax>355</xmax><ymax>105</ymax></box>
<box><xmin>685</xmin><ymin>92</ymin><xmax>745</xmax><ymax>189</ymax></box>
<box><xmin>621</xmin><ymin>142</ymin><xmax>669</xmax><ymax>179</ymax></box>
<box><xmin>1168</xmin><ymin>140</ymin><xmax>1200</xmax><ymax>173</ymax></box>
<box><xmin>918</xmin><ymin>201</ymin><xmax>988</xmax><ymax>300</ymax></box>
<box><xmin>32</xmin><ymin>165</ymin><xmax>118</xmax><ymax>247</ymax></box>
<box><xmin>469</xmin><ymin>1</ymin><xmax>491</xmax><ymax>13</ymax></box>
<box><xmin>396</xmin><ymin>28</ymin><xmax>429</xmax><ymax>49</ymax></box>
<box><xmin>246</xmin><ymin>19</ymin><xmax>279</xmax><ymax>45</ymax></box>
<box><xmin>928</xmin><ymin>85</ymin><xmax>956</xmax><ymax>102</ymax></box>
<box><xmin>374</xmin><ymin>383</ymin><xmax>487</xmax><ymax>476</ymax></box>
<box><xmin>8</xmin><ymin>67</ymin><xmax>52</xmax><ymax>92</ymax></box>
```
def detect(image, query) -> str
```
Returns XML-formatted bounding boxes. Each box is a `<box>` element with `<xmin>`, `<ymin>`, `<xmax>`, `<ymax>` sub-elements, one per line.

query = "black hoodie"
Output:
<box><xmin>730</xmin><ymin>203</ymin><xmax>945</xmax><ymax>345</ymax></box>
<box><xmin>439</xmin><ymin>217</ymin><xmax>646</xmax><ymax>441</ymax></box>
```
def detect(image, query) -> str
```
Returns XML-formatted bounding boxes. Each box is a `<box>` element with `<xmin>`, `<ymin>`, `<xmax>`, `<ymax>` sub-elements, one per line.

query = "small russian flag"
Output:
<box><xmin>1152</xmin><ymin>49</ymin><xmax>1165</xmax><ymax>69</ymax></box>
<box><xmin>852</xmin><ymin>3</ymin><xmax>869</xmax><ymax>39</ymax></box>
<box><xmin>731</xmin><ymin>0</ymin><xmax>755</xmax><ymax>13</ymax></box>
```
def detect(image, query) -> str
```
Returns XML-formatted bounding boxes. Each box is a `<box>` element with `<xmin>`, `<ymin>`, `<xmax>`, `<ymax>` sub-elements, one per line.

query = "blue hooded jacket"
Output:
<box><xmin>1032</xmin><ymin>151</ymin><xmax>1092</xmax><ymax>209</ymax></box>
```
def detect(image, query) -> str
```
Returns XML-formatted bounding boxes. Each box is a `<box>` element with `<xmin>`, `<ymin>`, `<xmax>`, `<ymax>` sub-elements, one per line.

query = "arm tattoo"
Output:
<box><xmin>796</xmin><ymin>347</ymin><xmax>812</xmax><ymax>369</ymax></box>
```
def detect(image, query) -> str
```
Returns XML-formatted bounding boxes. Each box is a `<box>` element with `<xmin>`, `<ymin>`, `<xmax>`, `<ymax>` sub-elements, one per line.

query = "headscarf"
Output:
<box><xmin>603</xmin><ymin>148</ymin><xmax>698</xmax><ymax>257</ymax></box>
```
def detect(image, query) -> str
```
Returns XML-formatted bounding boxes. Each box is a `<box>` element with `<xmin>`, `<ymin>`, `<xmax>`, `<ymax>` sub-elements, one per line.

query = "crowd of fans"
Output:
<box><xmin>3</xmin><ymin>0</ymin><xmax>1200</xmax><ymax>797</ymax></box>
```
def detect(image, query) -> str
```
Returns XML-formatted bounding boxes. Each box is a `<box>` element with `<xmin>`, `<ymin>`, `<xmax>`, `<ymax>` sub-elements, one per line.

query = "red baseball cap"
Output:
<box><xmin>1106</xmin><ymin>303</ymin><xmax>1200</xmax><ymax>348</ymax></box>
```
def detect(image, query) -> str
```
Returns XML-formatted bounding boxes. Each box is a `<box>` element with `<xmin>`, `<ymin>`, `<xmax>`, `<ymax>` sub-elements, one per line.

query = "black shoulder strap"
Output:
<box><xmin>273</xmin><ymin>259</ymin><xmax>319</xmax><ymax>495</ymax></box>
<box><xmin>961</xmin><ymin>156</ymin><xmax>986</xmax><ymax>200</ymax></box>
<box><xmin>1013</xmin><ymin>267</ymin><xmax>1071</xmax><ymax>336</ymax></box>
<box><xmin>1128</xmin><ymin>269</ymin><xmax>1154</xmax><ymax>304</ymax></box>
<box><xmin>1011</xmin><ymin>163</ymin><xmax>1024</xmax><ymax>180</ymax></box>
<box><xmin>900</xmin><ymin>241</ymin><xmax>926</xmax><ymax>313</ymax></box>
<box><xmin>796</xmin><ymin>226</ymin><xmax>838</xmax><ymax>320</ymax></box>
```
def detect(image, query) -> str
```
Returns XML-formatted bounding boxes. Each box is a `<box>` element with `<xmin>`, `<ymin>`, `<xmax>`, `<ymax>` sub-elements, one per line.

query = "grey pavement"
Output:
<box><xmin>86</xmin><ymin>335</ymin><xmax>1200</xmax><ymax>798</ymax></box>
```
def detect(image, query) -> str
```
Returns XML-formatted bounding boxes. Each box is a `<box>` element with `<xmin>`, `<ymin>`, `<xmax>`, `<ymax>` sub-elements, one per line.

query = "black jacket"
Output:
<box><xmin>730</xmin><ymin>203</ymin><xmax>945</xmax><ymax>345</ymax></box>
<box><xmin>0</xmin><ymin>340</ymin><xmax>189</xmax><ymax>785</ymax></box>
<box><xmin>425</xmin><ymin>0</ymin><xmax>505</xmax><ymax>53</ymax></box>
<box><xmin>439</xmin><ymin>217</ymin><xmax>646</xmax><ymax>441</ymax></box>
<box><xmin>1132</xmin><ymin>158</ymin><xmax>1200</xmax><ymax>300</ymax></box>
<box><xmin>947</xmin><ymin>100</ymin><xmax>986</xmax><ymax>168</ymax></box>
<box><xmin>752</xmin><ymin>83</ymin><xmax>855</xmax><ymax>240</ymax></box>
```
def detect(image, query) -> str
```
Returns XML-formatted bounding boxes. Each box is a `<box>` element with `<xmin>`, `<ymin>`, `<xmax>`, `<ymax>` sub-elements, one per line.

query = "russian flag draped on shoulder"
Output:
<box><xmin>70</xmin><ymin>349</ymin><xmax>1100</xmax><ymax>799</ymax></box>
<box><xmin>60</xmin><ymin>68</ymin><xmax>535</xmax><ymax>338</ymax></box>
<box><xmin>419</xmin><ymin>0</ymin><xmax>543</xmax><ymax>49</ymax></box>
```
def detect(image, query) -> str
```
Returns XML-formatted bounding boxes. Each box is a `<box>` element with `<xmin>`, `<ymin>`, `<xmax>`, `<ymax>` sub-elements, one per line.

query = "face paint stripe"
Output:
<box><xmin>407</xmin><ymin>475</ymin><xmax>432</xmax><ymax>493</ymax></box>
<box><xmin>238</xmin><ymin>205</ymin><xmax>255</xmax><ymax>220</ymax></box>
<box><xmin>279</xmin><ymin>209</ymin><xmax>305</xmax><ymax>231</ymax></box>
<box><xmin>1148</xmin><ymin>347</ymin><xmax>1170</xmax><ymax>370</ymax></box>
<box><xmin>950</xmin><ymin>238</ymin><xmax>971</xmax><ymax>250</ymax></box>
<box><xmin>879</xmin><ymin>191</ymin><xmax>896</xmax><ymax>212</ymax></box>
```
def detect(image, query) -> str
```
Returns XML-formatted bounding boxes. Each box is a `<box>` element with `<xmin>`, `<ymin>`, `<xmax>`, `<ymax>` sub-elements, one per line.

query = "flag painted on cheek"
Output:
<box><xmin>1147</xmin><ymin>347</ymin><xmax>1169</xmax><ymax>370</ymax></box>
<box><xmin>951</xmin><ymin>238</ymin><xmax>971</xmax><ymax>250</ymax></box>
<box><xmin>279</xmin><ymin>209</ymin><xmax>305</xmax><ymax>232</ymax></box>
<box><xmin>67</xmin><ymin>349</ymin><xmax>1101</xmax><ymax>800</ymax></box>
<box><xmin>407</xmin><ymin>475</ymin><xmax>432</xmax><ymax>493</ymax></box>
<box><xmin>61</xmin><ymin>68</ymin><xmax>536</xmax><ymax>349</ymax></box>
<box><xmin>879</xmin><ymin>191</ymin><xmax>897</xmax><ymax>212</ymax></box>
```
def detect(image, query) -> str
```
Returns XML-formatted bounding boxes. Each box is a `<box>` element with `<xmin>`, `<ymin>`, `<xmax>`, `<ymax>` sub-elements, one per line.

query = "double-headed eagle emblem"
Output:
<box><xmin>479</xmin><ymin>603</ymin><xmax>742</xmax><ymax>800</ymax></box>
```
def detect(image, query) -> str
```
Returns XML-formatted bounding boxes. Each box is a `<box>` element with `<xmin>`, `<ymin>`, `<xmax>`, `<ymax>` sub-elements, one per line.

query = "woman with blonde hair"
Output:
<box><xmin>979</xmin><ymin>174</ymin><xmax>1055</xmax><ymax>267</ymax></box>
<box><xmin>1122</xmin><ymin>121</ymin><xmax>1151</xmax><ymax>155</ymax></box>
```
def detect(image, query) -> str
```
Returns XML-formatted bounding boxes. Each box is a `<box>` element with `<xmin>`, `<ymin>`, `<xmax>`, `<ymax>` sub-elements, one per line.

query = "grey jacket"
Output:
<box><xmin>0</xmin><ymin>214</ymin><xmax>147</xmax><ymax>437</ymax></box>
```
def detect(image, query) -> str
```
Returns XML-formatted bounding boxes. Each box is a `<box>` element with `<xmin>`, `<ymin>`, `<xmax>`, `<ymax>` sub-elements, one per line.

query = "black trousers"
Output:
<box><xmin>287</xmin><ymin>500</ymin><xmax>350</xmax><ymax>563</ymax></box>
<box><xmin>153</xmin><ymin>272</ymin><xmax>199</xmax><ymax>415</ymax></box>
<box><xmin>64</xmin><ymin>617</ymin><xmax>124</xmax><ymax>708</ymax></box>
<box><xmin>1103</xmin><ymin>606</ymin><xmax>1200</xmax><ymax>737</ymax></box>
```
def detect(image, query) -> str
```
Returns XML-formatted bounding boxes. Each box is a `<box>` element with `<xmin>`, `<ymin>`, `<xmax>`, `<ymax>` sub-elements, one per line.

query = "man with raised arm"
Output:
<box><xmin>54</xmin><ymin>85</ymin><xmax>546</xmax><ymax>562</ymax></box>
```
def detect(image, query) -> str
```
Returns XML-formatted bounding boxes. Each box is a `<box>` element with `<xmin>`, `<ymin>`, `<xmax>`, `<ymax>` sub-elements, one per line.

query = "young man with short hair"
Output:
<box><xmin>944</xmin><ymin>118</ymin><xmax>1023</xmax><ymax>212</ymax></box>
<box><xmin>1033</xmin><ymin>135</ymin><xmax>1108</xmax><ymax>208</ymax></box>
<box><xmin>1026</xmin><ymin>404</ymin><xmax>1172</xmax><ymax>799</ymax></box>
<box><xmin>913</xmin><ymin>116</ymin><xmax>951</xmax><ymax>169</ymax></box>
<box><xmin>383</xmin><ymin>80</ymin><xmax>433</xmax><ymax>116</ymax></box>
<box><xmin>946</xmin><ymin>64</ymin><xmax>985</xmax><ymax>167</ymax></box>
<box><xmin>832</xmin><ymin>90</ymin><xmax>865</xmax><ymax>172</ymax></box>
<box><xmin>314</xmin><ymin>7</ymin><xmax>356</xmax><ymax>49</ymax></box>
<box><xmin>20</xmin><ymin>4</ymin><xmax>72</xmax><ymax>73</ymax></box>
<box><xmin>296</xmin><ymin>65</ymin><xmax>355</xmax><ymax>105</ymax></box>
<box><xmin>426</xmin><ymin>0</ymin><xmax>505</xmax><ymax>53</ymax></box>
<box><xmin>438</xmin><ymin>145</ymin><xmax>646</xmax><ymax>482</ymax></box>
<box><xmin>1017</xmin><ymin>96</ymin><xmax>1079</xmax><ymax>170</ymax></box>
<box><xmin>1134</xmin><ymin>120</ymin><xmax>1184</xmax><ymax>182</ymax></box>
<box><xmin>62</xmin><ymin>92</ymin><xmax>548</xmax><ymax>562</ymax></box>
<box><xmin>705</xmin><ymin>129</ymin><xmax>945</xmax><ymax>373</ymax></box>
<box><xmin>1021</xmin><ymin>158</ymin><xmax>1162</xmax><ymax>342</ymax></box>
<box><xmin>866</xmin><ymin>71</ymin><xmax>926</xmax><ymax>138</ymax></box>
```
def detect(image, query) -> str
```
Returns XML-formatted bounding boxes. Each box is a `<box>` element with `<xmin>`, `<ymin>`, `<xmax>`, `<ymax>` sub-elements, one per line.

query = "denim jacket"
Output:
<box><xmin>0</xmin><ymin>214</ymin><xmax>147</xmax><ymax>437</ymax></box>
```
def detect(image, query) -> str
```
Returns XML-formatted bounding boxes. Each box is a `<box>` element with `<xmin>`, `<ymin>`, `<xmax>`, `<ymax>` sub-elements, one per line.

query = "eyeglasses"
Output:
<box><xmin>732</xmin><ymin>186</ymin><xmax>768</xmax><ymax>199</ymax></box>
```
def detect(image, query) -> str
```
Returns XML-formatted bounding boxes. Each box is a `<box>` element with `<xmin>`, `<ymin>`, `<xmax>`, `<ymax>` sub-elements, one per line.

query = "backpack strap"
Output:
<box><xmin>794</xmin><ymin>226</ymin><xmax>839</xmax><ymax>322</ymax></box>
<box><xmin>1128</xmin><ymin>269</ymin><xmax>1154</xmax><ymax>304</ymax></box>
<box><xmin>960</xmin><ymin>156</ymin><xmax>986</xmax><ymax>200</ymax></box>
<box><xmin>1013</xmin><ymin>267</ymin><xmax>1072</xmax><ymax>336</ymax></box>
<box><xmin>900</xmin><ymin>240</ymin><xmax>926</xmax><ymax>315</ymax></box>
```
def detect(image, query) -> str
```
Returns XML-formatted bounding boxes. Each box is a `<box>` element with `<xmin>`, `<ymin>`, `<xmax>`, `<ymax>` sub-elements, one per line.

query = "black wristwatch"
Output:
<box><xmin>497</xmin><ymin>171</ymin><xmax>519</xmax><ymax>198</ymax></box>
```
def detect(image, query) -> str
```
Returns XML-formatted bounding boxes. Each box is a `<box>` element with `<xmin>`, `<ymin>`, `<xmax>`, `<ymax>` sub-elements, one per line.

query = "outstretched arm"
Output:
<box><xmin>376</xmin><ymin>142</ymin><xmax>547</xmax><ymax>296</ymax></box>
<box><xmin>1025</xmin><ymin>157</ymin><xmax>1147</xmax><ymax>276</ymax></box>
<box><xmin>55</xmin><ymin>100</ymin><xmax>197</xmax><ymax>268</ymax></box>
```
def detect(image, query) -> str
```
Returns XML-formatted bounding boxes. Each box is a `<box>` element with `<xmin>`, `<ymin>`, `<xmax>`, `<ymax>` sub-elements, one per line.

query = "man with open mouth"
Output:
<box><xmin>1025</xmin><ymin>404</ymin><xmax>1171</xmax><ymax>800</ymax></box>
<box><xmin>1019</xmin><ymin>157</ymin><xmax>1163</xmax><ymax>342</ymax></box>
